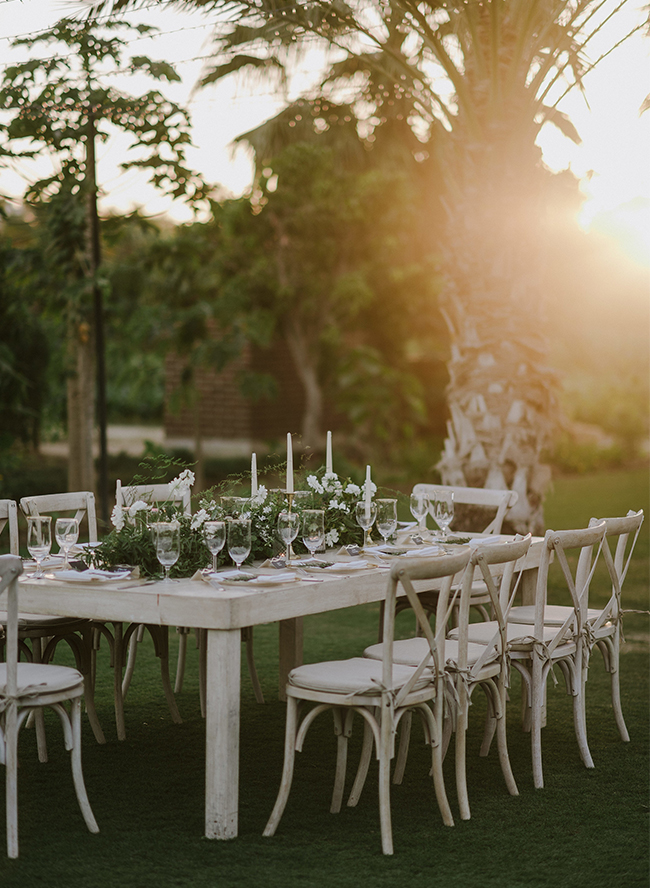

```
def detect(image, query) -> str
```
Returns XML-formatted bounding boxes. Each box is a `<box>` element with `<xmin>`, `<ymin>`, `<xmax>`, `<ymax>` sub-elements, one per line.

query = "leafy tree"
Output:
<box><xmin>0</xmin><ymin>17</ymin><xmax>209</xmax><ymax>516</ymax></box>
<box><xmin>95</xmin><ymin>0</ymin><xmax>641</xmax><ymax>531</ymax></box>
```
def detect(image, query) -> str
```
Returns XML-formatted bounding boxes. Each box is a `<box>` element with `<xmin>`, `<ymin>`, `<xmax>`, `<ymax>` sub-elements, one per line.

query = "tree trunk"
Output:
<box><xmin>283</xmin><ymin>317</ymin><xmax>323</xmax><ymax>450</ymax></box>
<box><xmin>67</xmin><ymin>319</ymin><xmax>95</xmax><ymax>492</ymax></box>
<box><xmin>436</xmin><ymin>145</ymin><xmax>558</xmax><ymax>535</ymax></box>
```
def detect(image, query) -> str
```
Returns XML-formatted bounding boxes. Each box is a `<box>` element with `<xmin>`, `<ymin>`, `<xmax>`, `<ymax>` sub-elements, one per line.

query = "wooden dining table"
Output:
<box><xmin>16</xmin><ymin>536</ymin><xmax>543</xmax><ymax>840</ymax></box>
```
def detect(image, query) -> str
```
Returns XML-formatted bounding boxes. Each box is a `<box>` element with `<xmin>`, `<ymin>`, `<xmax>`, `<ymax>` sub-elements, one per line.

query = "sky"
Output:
<box><xmin>0</xmin><ymin>0</ymin><xmax>649</xmax><ymax>267</ymax></box>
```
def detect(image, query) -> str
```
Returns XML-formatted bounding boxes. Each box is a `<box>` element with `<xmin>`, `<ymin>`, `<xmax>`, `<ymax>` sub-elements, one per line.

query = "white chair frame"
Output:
<box><xmin>0</xmin><ymin>554</ymin><xmax>99</xmax><ymax>858</ymax></box>
<box><xmin>263</xmin><ymin>548</ymin><xmax>472</xmax><ymax>855</ymax></box>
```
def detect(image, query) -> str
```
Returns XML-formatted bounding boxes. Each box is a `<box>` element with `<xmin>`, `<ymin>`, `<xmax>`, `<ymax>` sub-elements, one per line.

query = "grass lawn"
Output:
<box><xmin>1</xmin><ymin>467</ymin><xmax>648</xmax><ymax>886</ymax></box>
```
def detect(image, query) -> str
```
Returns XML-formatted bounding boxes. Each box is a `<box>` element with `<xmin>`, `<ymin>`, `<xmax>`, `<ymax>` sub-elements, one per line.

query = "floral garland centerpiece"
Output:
<box><xmin>92</xmin><ymin>459</ymin><xmax>379</xmax><ymax>578</ymax></box>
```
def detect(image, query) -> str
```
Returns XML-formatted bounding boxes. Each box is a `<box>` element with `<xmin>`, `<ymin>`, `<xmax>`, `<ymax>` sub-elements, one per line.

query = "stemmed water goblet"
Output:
<box><xmin>409</xmin><ymin>492</ymin><xmax>429</xmax><ymax>535</ymax></box>
<box><xmin>55</xmin><ymin>517</ymin><xmax>79</xmax><ymax>569</ymax></box>
<box><xmin>228</xmin><ymin>517</ymin><xmax>251</xmax><ymax>571</ymax></box>
<box><xmin>155</xmin><ymin>521</ymin><xmax>181</xmax><ymax>581</ymax></box>
<box><xmin>27</xmin><ymin>515</ymin><xmax>52</xmax><ymax>578</ymax></box>
<box><xmin>355</xmin><ymin>501</ymin><xmax>377</xmax><ymax>549</ymax></box>
<box><xmin>277</xmin><ymin>511</ymin><xmax>300</xmax><ymax>564</ymax></box>
<box><xmin>301</xmin><ymin>510</ymin><xmax>325</xmax><ymax>559</ymax></box>
<box><xmin>203</xmin><ymin>520</ymin><xmax>226</xmax><ymax>573</ymax></box>
<box><xmin>375</xmin><ymin>499</ymin><xmax>397</xmax><ymax>545</ymax></box>
<box><xmin>432</xmin><ymin>490</ymin><xmax>454</xmax><ymax>541</ymax></box>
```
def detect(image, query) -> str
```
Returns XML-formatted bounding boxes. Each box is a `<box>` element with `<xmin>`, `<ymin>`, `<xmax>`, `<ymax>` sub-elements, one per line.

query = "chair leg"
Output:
<box><xmin>31</xmin><ymin>638</ymin><xmax>49</xmax><ymax>763</ymax></box>
<box><xmin>494</xmin><ymin>682</ymin><xmax>518</xmax><ymax>797</ymax></box>
<box><xmin>531</xmin><ymin>657</ymin><xmax>544</xmax><ymax>789</ymax></box>
<box><xmin>393</xmin><ymin>709</ymin><xmax>412</xmax><ymax>785</ymax></box>
<box><xmin>70</xmin><ymin>697</ymin><xmax>100</xmax><ymax>834</ymax></box>
<box><xmin>378</xmin><ymin>699</ymin><xmax>394</xmax><ymax>855</ymax></box>
<box><xmin>121</xmin><ymin>623</ymin><xmax>144</xmax><ymax>699</ymax></box>
<box><xmin>150</xmin><ymin>626</ymin><xmax>182</xmax><ymax>724</ymax></box>
<box><xmin>347</xmin><ymin>716</ymin><xmax>374</xmax><ymax>808</ymax></box>
<box><xmin>5</xmin><ymin>700</ymin><xmax>19</xmax><ymax>858</ymax></box>
<box><xmin>264</xmin><ymin>696</ymin><xmax>299</xmax><ymax>837</ymax></box>
<box><xmin>431</xmin><ymin>696</ymin><xmax>454</xmax><ymax>827</ymax></box>
<box><xmin>331</xmin><ymin>708</ymin><xmax>350</xmax><ymax>814</ymax></box>
<box><xmin>609</xmin><ymin>633</ymin><xmax>630</xmax><ymax>742</ymax></box>
<box><xmin>572</xmin><ymin>652</ymin><xmax>594</xmax><ymax>769</ymax></box>
<box><xmin>175</xmin><ymin>629</ymin><xmax>189</xmax><ymax>693</ymax></box>
<box><xmin>112</xmin><ymin>622</ymin><xmax>127</xmax><ymax>741</ymax></box>
<box><xmin>455</xmin><ymin>686</ymin><xmax>471</xmax><ymax>821</ymax></box>
<box><xmin>242</xmin><ymin>626</ymin><xmax>265</xmax><ymax>704</ymax></box>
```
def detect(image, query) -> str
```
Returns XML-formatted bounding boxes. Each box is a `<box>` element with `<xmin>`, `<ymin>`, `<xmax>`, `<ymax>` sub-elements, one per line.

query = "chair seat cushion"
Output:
<box><xmin>0</xmin><ymin>610</ymin><xmax>88</xmax><ymax>631</ymax></box>
<box><xmin>507</xmin><ymin>605</ymin><xmax>610</xmax><ymax>627</ymax></box>
<box><xmin>364</xmin><ymin>637</ymin><xmax>499</xmax><ymax>669</ymax></box>
<box><xmin>0</xmin><ymin>662</ymin><xmax>83</xmax><ymax>700</ymax></box>
<box><xmin>288</xmin><ymin>657</ymin><xmax>432</xmax><ymax>695</ymax></box>
<box><xmin>450</xmin><ymin>621</ymin><xmax>564</xmax><ymax>646</ymax></box>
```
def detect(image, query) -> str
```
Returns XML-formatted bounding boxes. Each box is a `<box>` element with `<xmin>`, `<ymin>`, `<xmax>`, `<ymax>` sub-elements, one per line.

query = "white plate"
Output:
<box><xmin>220</xmin><ymin>572</ymin><xmax>299</xmax><ymax>587</ymax></box>
<box><xmin>55</xmin><ymin>569</ymin><xmax>132</xmax><ymax>583</ymax></box>
<box><xmin>323</xmin><ymin>560</ymin><xmax>373</xmax><ymax>572</ymax></box>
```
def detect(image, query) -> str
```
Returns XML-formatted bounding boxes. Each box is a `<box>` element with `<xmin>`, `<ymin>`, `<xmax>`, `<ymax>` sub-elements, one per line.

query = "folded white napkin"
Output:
<box><xmin>55</xmin><ymin>568</ymin><xmax>132</xmax><ymax>582</ymax></box>
<box><xmin>403</xmin><ymin>546</ymin><xmax>444</xmax><ymax>558</ymax></box>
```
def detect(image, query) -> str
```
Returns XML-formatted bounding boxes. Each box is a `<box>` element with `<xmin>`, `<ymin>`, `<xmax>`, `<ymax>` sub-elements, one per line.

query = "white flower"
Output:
<box><xmin>111</xmin><ymin>504</ymin><xmax>125</xmax><ymax>531</ymax></box>
<box><xmin>169</xmin><ymin>469</ymin><xmax>195</xmax><ymax>495</ymax></box>
<box><xmin>127</xmin><ymin>500</ymin><xmax>150</xmax><ymax>519</ymax></box>
<box><xmin>191</xmin><ymin>508</ymin><xmax>210</xmax><ymax>530</ymax></box>
<box><xmin>263</xmin><ymin>505</ymin><xmax>273</xmax><ymax>515</ymax></box>
<box><xmin>251</xmin><ymin>485</ymin><xmax>268</xmax><ymax>506</ymax></box>
<box><xmin>345</xmin><ymin>483</ymin><xmax>361</xmax><ymax>496</ymax></box>
<box><xmin>328</xmin><ymin>498</ymin><xmax>340</xmax><ymax>510</ymax></box>
<box><xmin>307</xmin><ymin>475</ymin><xmax>324</xmax><ymax>494</ymax></box>
<box><xmin>325</xmin><ymin>528</ymin><xmax>340</xmax><ymax>547</ymax></box>
<box><xmin>322</xmin><ymin>472</ymin><xmax>341</xmax><ymax>492</ymax></box>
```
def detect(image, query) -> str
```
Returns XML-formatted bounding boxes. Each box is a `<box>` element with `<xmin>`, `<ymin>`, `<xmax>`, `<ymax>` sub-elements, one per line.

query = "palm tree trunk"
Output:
<box><xmin>436</xmin><ymin>148</ymin><xmax>558</xmax><ymax>534</ymax></box>
<box><xmin>283</xmin><ymin>317</ymin><xmax>323</xmax><ymax>450</ymax></box>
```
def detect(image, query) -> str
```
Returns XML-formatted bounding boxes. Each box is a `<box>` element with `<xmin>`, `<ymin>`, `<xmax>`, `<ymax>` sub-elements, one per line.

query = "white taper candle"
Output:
<box><xmin>286</xmin><ymin>433</ymin><xmax>294</xmax><ymax>493</ymax></box>
<box><xmin>325</xmin><ymin>430</ymin><xmax>333</xmax><ymax>475</ymax></box>
<box><xmin>251</xmin><ymin>453</ymin><xmax>258</xmax><ymax>497</ymax></box>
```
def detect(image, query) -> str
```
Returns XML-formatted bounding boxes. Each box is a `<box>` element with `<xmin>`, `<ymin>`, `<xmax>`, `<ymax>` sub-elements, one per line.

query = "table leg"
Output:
<box><xmin>278</xmin><ymin>617</ymin><xmax>303</xmax><ymax>701</ymax></box>
<box><xmin>205</xmin><ymin>627</ymin><xmax>241</xmax><ymax>839</ymax></box>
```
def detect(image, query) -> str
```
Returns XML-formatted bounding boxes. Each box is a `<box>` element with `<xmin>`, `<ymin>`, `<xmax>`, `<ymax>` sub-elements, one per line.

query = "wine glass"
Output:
<box><xmin>155</xmin><ymin>521</ymin><xmax>181</xmax><ymax>581</ymax></box>
<box><xmin>55</xmin><ymin>517</ymin><xmax>79</xmax><ymax>569</ymax></box>
<box><xmin>409</xmin><ymin>492</ymin><xmax>429</xmax><ymax>534</ymax></box>
<box><xmin>301</xmin><ymin>510</ymin><xmax>325</xmax><ymax>559</ymax></box>
<box><xmin>433</xmin><ymin>490</ymin><xmax>454</xmax><ymax>540</ymax></box>
<box><xmin>203</xmin><ymin>520</ymin><xmax>226</xmax><ymax>573</ymax></box>
<box><xmin>277</xmin><ymin>511</ymin><xmax>300</xmax><ymax>564</ymax></box>
<box><xmin>228</xmin><ymin>517</ymin><xmax>251</xmax><ymax>571</ymax></box>
<box><xmin>27</xmin><ymin>516</ymin><xmax>52</xmax><ymax>578</ymax></box>
<box><xmin>355</xmin><ymin>501</ymin><xmax>377</xmax><ymax>548</ymax></box>
<box><xmin>376</xmin><ymin>499</ymin><xmax>397</xmax><ymax>544</ymax></box>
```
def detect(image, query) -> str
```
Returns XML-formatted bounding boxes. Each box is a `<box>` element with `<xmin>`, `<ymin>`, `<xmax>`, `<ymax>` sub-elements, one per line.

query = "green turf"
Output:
<box><xmin>1</xmin><ymin>468</ymin><xmax>648</xmax><ymax>886</ymax></box>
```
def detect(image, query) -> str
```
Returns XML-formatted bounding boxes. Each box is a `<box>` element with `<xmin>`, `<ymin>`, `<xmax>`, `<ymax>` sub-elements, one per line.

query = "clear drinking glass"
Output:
<box><xmin>277</xmin><ymin>511</ymin><xmax>300</xmax><ymax>564</ymax></box>
<box><xmin>376</xmin><ymin>499</ymin><xmax>398</xmax><ymax>544</ymax></box>
<box><xmin>203</xmin><ymin>520</ymin><xmax>226</xmax><ymax>573</ymax></box>
<box><xmin>301</xmin><ymin>510</ymin><xmax>325</xmax><ymax>558</ymax></box>
<box><xmin>409</xmin><ymin>492</ymin><xmax>429</xmax><ymax>533</ymax></box>
<box><xmin>55</xmin><ymin>517</ymin><xmax>79</xmax><ymax>568</ymax></box>
<box><xmin>27</xmin><ymin>515</ymin><xmax>52</xmax><ymax>578</ymax></box>
<box><xmin>355</xmin><ymin>501</ymin><xmax>377</xmax><ymax>548</ymax></box>
<box><xmin>228</xmin><ymin>517</ymin><xmax>251</xmax><ymax>571</ymax></box>
<box><xmin>155</xmin><ymin>521</ymin><xmax>181</xmax><ymax>581</ymax></box>
<box><xmin>433</xmin><ymin>490</ymin><xmax>454</xmax><ymax>540</ymax></box>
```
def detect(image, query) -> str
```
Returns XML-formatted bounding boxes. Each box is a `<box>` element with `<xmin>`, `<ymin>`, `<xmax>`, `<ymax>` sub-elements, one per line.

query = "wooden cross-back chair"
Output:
<box><xmin>508</xmin><ymin>509</ymin><xmax>644</xmax><ymax>748</ymax></box>
<box><xmin>0</xmin><ymin>500</ymin><xmax>19</xmax><ymax>555</ymax></box>
<box><xmin>462</xmin><ymin>521</ymin><xmax>609</xmax><ymax>789</ymax></box>
<box><xmin>0</xmin><ymin>555</ymin><xmax>99</xmax><ymax>858</ymax></box>
<box><xmin>263</xmin><ymin>547</ymin><xmax>472</xmax><ymax>855</ymax></box>
<box><xmin>8</xmin><ymin>493</ymin><xmax>105</xmax><ymax>756</ymax></box>
<box><xmin>365</xmin><ymin>535</ymin><xmax>532</xmax><ymax>821</ymax></box>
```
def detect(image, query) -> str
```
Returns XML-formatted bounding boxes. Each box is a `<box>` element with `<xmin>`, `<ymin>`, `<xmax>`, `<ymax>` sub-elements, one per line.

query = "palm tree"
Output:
<box><xmin>89</xmin><ymin>0</ymin><xmax>644</xmax><ymax>530</ymax></box>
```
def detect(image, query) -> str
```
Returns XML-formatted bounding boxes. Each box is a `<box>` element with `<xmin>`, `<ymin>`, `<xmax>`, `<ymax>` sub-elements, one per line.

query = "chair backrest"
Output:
<box><xmin>382</xmin><ymin>548</ymin><xmax>472</xmax><ymax>707</ymax></box>
<box><xmin>20</xmin><ymin>491</ymin><xmax>98</xmax><ymax>543</ymax></box>
<box><xmin>0</xmin><ymin>554</ymin><xmax>23</xmax><ymax>700</ymax></box>
<box><xmin>116</xmin><ymin>481</ymin><xmax>191</xmax><ymax>517</ymax></box>
<box><xmin>533</xmin><ymin>521</ymin><xmax>608</xmax><ymax>648</ymax></box>
<box><xmin>412</xmin><ymin>484</ymin><xmax>518</xmax><ymax>534</ymax></box>
<box><xmin>588</xmin><ymin>510</ymin><xmax>644</xmax><ymax>631</ymax></box>
<box><xmin>0</xmin><ymin>500</ymin><xmax>19</xmax><ymax>555</ymax></box>
<box><xmin>457</xmin><ymin>535</ymin><xmax>533</xmax><ymax>676</ymax></box>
